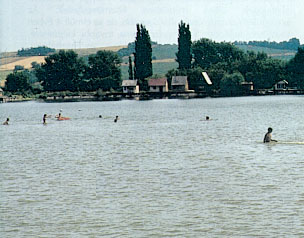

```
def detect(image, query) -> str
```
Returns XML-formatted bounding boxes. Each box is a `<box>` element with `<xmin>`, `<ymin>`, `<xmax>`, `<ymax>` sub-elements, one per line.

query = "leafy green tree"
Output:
<box><xmin>220</xmin><ymin>72</ymin><xmax>245</xmax><ymax>96</ymax></box>
<box><xmin>287</xmin><ymin>47</ymin><xmax>304</xmax><ymax>89</ymax></box>
<box><xmin>208</xmin><ymin>62</ymin><xmax>230</xmax><ymax>91</ymax></box>
<box><xmin>134</xmin><ymin>24</ymin><xmax>153</xmax><ymax>89</ymax></box>
<box><xmin>36</xmin><ymin>50</ymin><xmax>85</xmax><ymax>91</ymax></box>
<box><xmin>236</xmin><ymin>51</ymin><xmax>285</xmax><ymax>89</ymax></box>
<box><xmin>22</xmin><ymin>69</ymin><xmax>39</xmax><ymax>85</ymax></box>
<box><xmin>85</xmin><ymin>50</ymin><xmax>122</xmax><ymax>91</ymax></box>
<box><xmin>128</xmin><ymin>56</ymin><xmax>134</xmax><ymax>80</ymax></box>
<box><xmin>192</xmin><ymin>38</ymin><xmax>244</xmax><ymax>69</ymax></box>
<box><xmin>176</xmin><ymin>21</ymin><xmax>192</xmax><ymax>70</ymax></box>
<box><xmin>14</xmin><ymin>65</ymin><xmax>24</xmax><ymax>72</ymax></box>
<box><xmin>5</xmin><ymin>71</ymin><xmax>31</xmax><ymax>92</ymax></box>
<box><xmin>31</xmin><ymin>61</ymin><xmax>41</xmax><ymax>70</ymax></box>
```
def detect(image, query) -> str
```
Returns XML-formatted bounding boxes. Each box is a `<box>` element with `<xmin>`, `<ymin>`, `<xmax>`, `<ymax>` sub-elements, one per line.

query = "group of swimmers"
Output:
<box><xmin>3</xmin><ymin>115</ymin><xmax>277</xmax><ymax>143</ymax></box>
<box><xmin>3</xmin><ymin>114</ymin><xmax>119</xmax><ymax>125</ymax></box>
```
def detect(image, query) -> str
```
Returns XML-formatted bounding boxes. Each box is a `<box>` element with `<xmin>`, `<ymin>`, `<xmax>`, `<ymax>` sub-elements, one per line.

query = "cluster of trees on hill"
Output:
<box><xmin>4</xmin><ymin>22</ymin><xmax>304</xmax><ymax>97</ymax></box>
<box><xmin>5</xmin><ymin>49</ymin><xmax>122</xmax><ymax>93</ymax></box>
<box><xmin>4</xmin><ymin>24</ymin><xmax>154</xmax><ymax>94</ymax></box>
<box><xmin>187</xmin><ymin>38</ymin><xmax>288</xmax><ymax>95</ymax></box>
<box><xmin>17</xmin><ymin>46</ymin><xmax>55</xmax><ymax>56</ymax></box>
<box><xmin>234</xmin><ymin>38</ymin><xmax>301</xmax><ymax>51</ymax></box>
<box><xmin>165</xmin><ymin>26</ymin><xmax>298</xmax><ymax>96</ymax></box>
<box><xmin>164</xmin><ymin>26</ymin><xmax>304</xmax><ymax>96</ymax></box>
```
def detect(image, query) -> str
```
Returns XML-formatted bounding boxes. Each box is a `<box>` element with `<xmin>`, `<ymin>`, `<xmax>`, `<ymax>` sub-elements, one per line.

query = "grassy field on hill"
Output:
<box><xmin>120</xmin><ymin>60</ymin><xmax>178</xmax><ymax>79</ymax></box>
<box><xmin>0</xmin><ymin>56</ymin><xmax>46</xmax><ymax>71</ymax></box>
<box><xmin>235</xmin><ymin>45</ymin><xmax>296</xmax><ymax>60</ymax></box>
<box><xmin>0</xmin><ymin>71</ymin><xmax>12</xmax><ymax>87</ymax></box>
<box><xmin>69</xmin><ymin>45</ymin><xmax>126</xmax><ymax>57</ymax></box>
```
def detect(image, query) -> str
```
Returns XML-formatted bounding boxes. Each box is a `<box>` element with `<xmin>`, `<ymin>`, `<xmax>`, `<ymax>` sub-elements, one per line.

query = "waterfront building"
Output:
<box><xmin>171</xmin><ymin>76</ymin><xmax>189</xmax><ymax>91</ymax></box>
<box><xmin>148</xmin><ymin>78</ymin><xmax>168</xmax><ymax>93</ymax></box>
<box><xmin>274</xmin><ymin>80</ymin><xmax>288</xmax><ymax>90</ymax></box>
<box><xmin>122</xmin><ymin>80</ymin><xmax>139</xmax><ymax>94</ymax></box>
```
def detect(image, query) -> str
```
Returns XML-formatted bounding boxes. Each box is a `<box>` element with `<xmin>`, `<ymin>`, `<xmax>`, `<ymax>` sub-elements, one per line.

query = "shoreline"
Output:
<box><xmin>1</xmin><ymin>89</ymin><xmax>303</xmax><ymax>103</ymax></box>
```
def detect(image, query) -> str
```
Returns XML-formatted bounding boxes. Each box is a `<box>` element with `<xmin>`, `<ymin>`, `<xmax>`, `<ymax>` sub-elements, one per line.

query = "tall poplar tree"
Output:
<box><xmin>128</xmin><ymin>56</ymin><xmax>134</xmax><ymax>80</ymax></box>
<box><xmin>287</xmin><ymin>47</ymin><xmax>304</xmax><ymax>89</ymax></box>
<box><xmin>134</xmin><ymin>24</ymin><xmax>152</xmax><ymax>89</ymax></box>
<box><xmin>176</xmin><ymin>21</ymin><xmax>192</xmax><ymax>70</ymax></box>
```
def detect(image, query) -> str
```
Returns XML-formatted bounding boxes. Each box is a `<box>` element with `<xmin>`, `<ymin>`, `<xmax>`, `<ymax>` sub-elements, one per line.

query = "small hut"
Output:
<box><xmin>171</xmin><ymin>76</ymin><xmax>189</xmax><ymax>91</ymax></box>
<box><xmin>274</xmin><ymin>80</ymin><xmax>288</xmax><ymax>90</ymax></box>
<box><xmin>122</xmin><ymin>80</ymin><xmax>139</xmax><ymax>93</ymax></box>
<box><xmin>148</xmin><ymin>78</ymin><xmax>168</xmax><ymax>93</ymax></box>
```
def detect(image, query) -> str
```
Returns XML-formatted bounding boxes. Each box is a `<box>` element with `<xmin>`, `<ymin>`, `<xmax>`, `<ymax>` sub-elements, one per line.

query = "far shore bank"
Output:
<box><xmin>1</xmin><ymin>89</ymin><xmax>304</xmax><ymax>103</ymax></box>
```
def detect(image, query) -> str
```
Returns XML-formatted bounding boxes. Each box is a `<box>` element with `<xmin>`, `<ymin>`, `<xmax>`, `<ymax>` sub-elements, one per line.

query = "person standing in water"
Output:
<box><xmin>3</xmin><ymin>118</ymin><xmax>9</xmax><ymax>125</ymax></box>
<box><xmin>43</xmin><ymin>114</ymin><xmax>47</xmax><ymax>124</ymax></box>
<box><xmin>263</xmin><ymin>127</ymin><xmax>278</xmax><ymax>143</ymax></box>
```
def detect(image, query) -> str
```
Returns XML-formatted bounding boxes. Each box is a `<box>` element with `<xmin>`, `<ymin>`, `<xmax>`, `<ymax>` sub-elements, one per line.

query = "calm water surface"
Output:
<box><xmin>1</xmin><ymin>96</ymin><xmax>304</xmax><ymax>237</ymax></box>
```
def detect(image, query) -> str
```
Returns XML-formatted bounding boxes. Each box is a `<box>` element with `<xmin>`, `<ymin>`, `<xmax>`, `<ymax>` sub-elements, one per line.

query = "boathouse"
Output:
<box><xmin>241</xmin><ymin>81</ymin><xmax>254</xmax><ymax>92</ymax></box>
<box><xmin>274</xmin><ymin>80</ymin><xmax>288</xmax><ymax>90</ymax></box>
<box><xmin>148</xmin><ymin>78</ymin><xmax>168</xmax><ymax>93</ymax></box>
<box><xmin>171</xmin><ymin>76</ymin><xmax>189</xmax><ymax>91</ymax></box>
<box><xmin>122</xmin><ymin>80</ymin><xmax>139</xmax><ymax>94</ymax></box>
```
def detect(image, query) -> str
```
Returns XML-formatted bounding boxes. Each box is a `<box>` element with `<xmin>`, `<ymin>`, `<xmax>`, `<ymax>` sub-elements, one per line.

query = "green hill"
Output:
<box><xmin>235</xmin><ymin>45</ymin><xmax>296</xmax><ymax>61</ymax></box>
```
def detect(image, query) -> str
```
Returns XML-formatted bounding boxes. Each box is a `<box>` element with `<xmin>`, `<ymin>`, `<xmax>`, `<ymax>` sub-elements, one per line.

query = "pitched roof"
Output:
<box><xmin>171</xmin><ymin>76</ymin><xmax>188</xmax><ymax>85</ymax></box>
<box><xmin>122</xmin><ymin>80</ymin><xmax>138</xmax><ymax>86</ymax></box>
<box><xmin>148</xmin><ymin>78</ymin><xmax>167</xmax><ymax>86</ymax></box>
<box><xmin>276</xmin><ymin>80</ymin><xmax>288</xmax><ymax>84</ymax></box>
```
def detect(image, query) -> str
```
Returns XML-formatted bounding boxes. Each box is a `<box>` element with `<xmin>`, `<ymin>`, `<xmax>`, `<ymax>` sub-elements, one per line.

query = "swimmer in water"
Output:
<box><xmin>3</xmin><ymin>118</ymin><xmax>9</xmax><ymax>125</ymax></box>
<box><xmin>114</xmin><ymin>116</ymin><xmax>119</xmax><ymax>123</ymax></box>
<box><xmin>56</xmin><ymin>113</ymin><xmax>62</xmax><ymax>120</ymax></box>
<box><xmin>263</xmin><ymin>127</ymin><xmax>278</xmax><ymax>143</ymax></box>
<box><xmin>206</xmin><ymin>116</ymin><xmax>210</xmax><ymax>120</ymax></box>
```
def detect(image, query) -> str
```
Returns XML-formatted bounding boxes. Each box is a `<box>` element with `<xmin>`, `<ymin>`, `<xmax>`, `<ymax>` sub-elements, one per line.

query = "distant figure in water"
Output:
<box><xmin>114</xmin><ymin>116</ymin><xmax>119</xmax><ymax>123</ymax></box>
<box><xmin>56</xmin><ymin>113</ymin><xmax>62</xmax><ymax>120</ymax></box>
<box><xmin>206</xmin><ymin>116</ymin><xmax>210</xmax><ymax>121</ymax></box>
<box><xmin>99</xmin><ymin>115</ymin><xmax>102</xmax><ymax>118</ymax></box>
<box><xmin>263</xmin><ymin>127</ymin><xmax>278</xmax><ymax>143</ymax></box>
<box><xmin>43</xmin><ymin>114</ymin><xmax>47</xmax><ymax>124</ymax></box>
<box><xmin>3</xmin><ymin>118</ymin><xmax>9</xmax><ymax>125</ymax></box>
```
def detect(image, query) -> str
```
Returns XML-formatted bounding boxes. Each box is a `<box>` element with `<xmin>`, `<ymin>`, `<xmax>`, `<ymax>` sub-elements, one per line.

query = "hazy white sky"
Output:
<box><xmin>1</xmin><ymin>0</ymin><xmax>303</xmax><ymax>52</ymax></box>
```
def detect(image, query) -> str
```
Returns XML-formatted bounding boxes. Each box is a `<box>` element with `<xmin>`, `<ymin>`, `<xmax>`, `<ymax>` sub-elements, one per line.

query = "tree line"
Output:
<box><xmin>234</xmin><ymin>38</ymin><xmax>301</xmax><ymax>51</ymax></box>
<box><xmin>4</xmin><ymin>22</ymin><xmax>304</xmax><ymax>97</ymax></box>
<box><xmin>17</xmin><ymin>46</ymin><xmax>56</xmax><ymax>56</ymax></box>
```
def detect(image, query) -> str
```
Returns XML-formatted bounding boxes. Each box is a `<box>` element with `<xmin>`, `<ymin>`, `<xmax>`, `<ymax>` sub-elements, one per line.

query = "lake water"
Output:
<box><xmin>1</xmin><ymin>95</ymin><xmax>304</xmax><ymax>237</ymax></box>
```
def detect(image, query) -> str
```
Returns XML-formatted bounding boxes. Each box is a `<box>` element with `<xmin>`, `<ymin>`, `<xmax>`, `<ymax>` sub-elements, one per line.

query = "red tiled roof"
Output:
<box><xmin>148</xmin><ymin>78</ymin><xmax>167</xmax><ymax>86</ymax></box>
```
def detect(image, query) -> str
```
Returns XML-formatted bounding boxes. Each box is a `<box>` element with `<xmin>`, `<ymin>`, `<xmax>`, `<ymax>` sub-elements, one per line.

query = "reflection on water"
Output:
<box><xmin>1</xmin><ymin>96</ymin><xmax>304</xmax><ymax>237</ymax></box>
